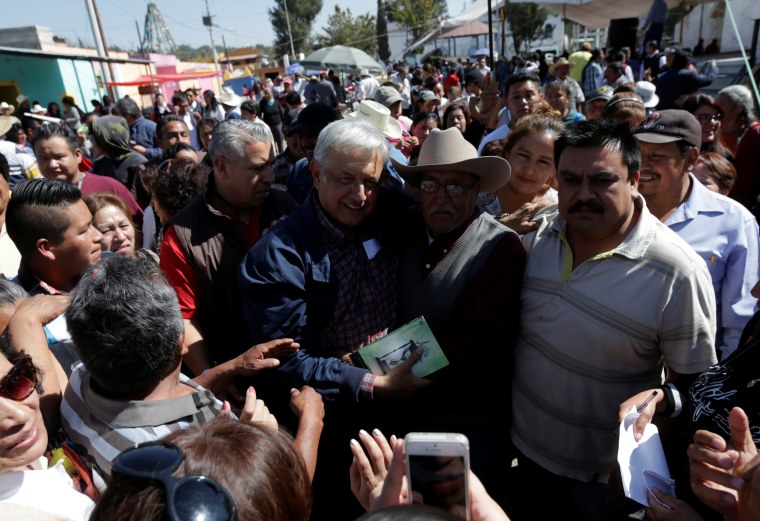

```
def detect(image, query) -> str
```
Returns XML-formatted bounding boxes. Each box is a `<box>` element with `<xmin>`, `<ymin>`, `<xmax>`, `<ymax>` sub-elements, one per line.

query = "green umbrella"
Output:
<box><xmin>301</xmin><ymin>45</ymin><xmax>384</xmax><ymax>75</ymax></box>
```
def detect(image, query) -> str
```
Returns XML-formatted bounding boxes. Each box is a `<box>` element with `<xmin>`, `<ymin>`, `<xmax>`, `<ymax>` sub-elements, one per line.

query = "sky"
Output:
<box><xmin>3</xmin><ymin>0</ymin><xmax>466</xmax><ymax>52</ymax></box>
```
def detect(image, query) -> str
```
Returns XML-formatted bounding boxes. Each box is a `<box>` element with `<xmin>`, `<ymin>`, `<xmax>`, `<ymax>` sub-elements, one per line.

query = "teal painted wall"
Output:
<box><xmin>0</xmin><ymin>54</ymin><xmax>65</xmax><ymax>109</ymax></box>
<box><xmin>0</xmin><ymin>55</ymin><xmax>103</xmax><ymax>113</ymax></box>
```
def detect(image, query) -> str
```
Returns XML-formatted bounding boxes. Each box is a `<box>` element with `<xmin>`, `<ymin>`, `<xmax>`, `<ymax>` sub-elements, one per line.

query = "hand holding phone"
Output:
<box><xmin>405</xmin><ymin>433</ymin><xmax>470</xmax><ymax>520</ymax></box>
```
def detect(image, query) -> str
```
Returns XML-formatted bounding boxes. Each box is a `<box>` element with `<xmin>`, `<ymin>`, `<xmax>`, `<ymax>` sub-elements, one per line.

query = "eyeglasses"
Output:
<box><xmin>419</xmin><ymin>179</ymin><xmax>478</xmax><ymax>198</ymax></box>
<box><xmin>1</xmin><ymin>355</ymin><xmax>38</xmax><ymax>402</ymax></box>
<box><xmin>696</xmin><ymin>113</ymin><xmax>722</xmax><ymax>123</ymax></box>
<box><xmin>112</xmin><ymin>441</ymin><xmax>237</xmax><ymax>521</ymax></box>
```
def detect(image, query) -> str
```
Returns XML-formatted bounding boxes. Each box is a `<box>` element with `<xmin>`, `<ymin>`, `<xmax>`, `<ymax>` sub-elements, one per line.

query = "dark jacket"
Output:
<box><xmin>238</xmin><ymin>191</ymin><xmax>414</xmax><ymax>402</ymax></box>
<box><xmin>170</xmin><ymin>180</ymin><xmax>295</xmax><ymax>364</ymax></box>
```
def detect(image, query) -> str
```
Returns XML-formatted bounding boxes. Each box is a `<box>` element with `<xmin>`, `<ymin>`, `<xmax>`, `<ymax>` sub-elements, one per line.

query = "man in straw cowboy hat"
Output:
<box><xmin>549</xmin><ymin>56</ymin><xmax>585</xmax><ymax>113</ymax></box>
<box><xmin>390</xmin><ymin>126</ymin><xmax>526</xmax><ymax>506</ymax></box>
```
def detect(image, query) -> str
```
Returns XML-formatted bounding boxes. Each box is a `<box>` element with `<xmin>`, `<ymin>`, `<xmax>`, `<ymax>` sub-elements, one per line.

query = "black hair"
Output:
<box><xmin>240</xmin><ymin>101</ymin><xmax>258</xmax><ymax>114</ymax></box>
<box><xmin>0</xmin><ymin>153</ymin><xmax>8</xmax><ymax>183</ymax></box>
<box><xmin>21</xmin><ymin>116</ymin><xmax>41</xmax><ymax>134</ymax></box>
<box><xmin>164</xmin><ymin>143</ymin><xmax>197</xmax><ymax>160</ymax></box>
<box><xmin>5</xmin><ymin>124</ymin><xmax>23</xmax><ymax>145</ymax></box>
<box><xmin>6</xmin><ymin>178</ymin><xmax>82</xmax><ymax>256</ymax></box>
<box><xmin>554</xmin><ymin>119</ymin><xmax>641</xmax><ymax>180</ymax></box>
<box><xmin>156</xmin><ymin>114</ymin><xmax>187</xmax><ymax>139</ymax></box>
<box><xmin>505</xmin><ymin>72</ymin><xmax>541</xmax><ymax>95</ymax></box>
<box><xmin>606</xmin><ymin>62</ymin><xmax>625</xmax><ymax>76</ymax></box>
<box><xmin>31</xmin><ymin>121</ymin><xmax>79</xmax><ymax>154</ymax></box>
<box><xmin>285</xmin><ymin>91</ymin><xmax>301</xmax><ymax>106</ymax></box>
<box><xmin>411</xmin><ymin>111</ymin><xmax>440</xmax><ymax>129</ymax></box>
<box><xmin>171</xmin><ymin>93</ymin><xmax>188</xmax><ymax>106</ymax></box>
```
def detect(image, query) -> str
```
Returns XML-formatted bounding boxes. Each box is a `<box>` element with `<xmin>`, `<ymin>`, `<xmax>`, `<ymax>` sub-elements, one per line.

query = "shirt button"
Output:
<box><xmin>443</xmin><ymin>249</ymin><xmax>448</xmax><ymax>254</ymax></box>
<box><xmin>425</xmin><ymin>263</ymin><xmax>431</xmax><ymax>269</ymax></box>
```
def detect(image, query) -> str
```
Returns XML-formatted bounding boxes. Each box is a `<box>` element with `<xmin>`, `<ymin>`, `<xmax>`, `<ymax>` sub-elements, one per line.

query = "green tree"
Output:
<box><xmin>505</xmin><ymin>3</ymin><xmax>550</xmax><ymax>55</ymax></box>
<box><xmin>269</xmin><ymin>0</ymin><xmax>323</xmax><ymax>59</ymax></box>
<box><xmin>388</xmin><ymin>0</ymin><xmax>446</xmax><ymax>53</ymax></box>
<box><xmin>376</xmin><ymin>0</ymin><xmax>390</xmax><ymax>62</ymax></box>
<box><xmin>317</xmin><ymin>5</ymin><xmax>377</xmax><ymax>55</ymax></box>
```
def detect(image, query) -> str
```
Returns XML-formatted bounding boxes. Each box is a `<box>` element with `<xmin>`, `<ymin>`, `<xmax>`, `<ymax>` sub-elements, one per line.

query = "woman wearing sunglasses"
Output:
<box><xmin>0</xmin><ymin>343</ymin><xmax>94</xmax><ymax>519</ymax></box>
<box><xmin>91</xmin><ymin>416</ymin><xmax>311</xmax><ymax>521</ymax></box>
<box><xmin>680</xmin><ymin>93</ymin><xmax>731</xmax><ymax>158</ymax></box>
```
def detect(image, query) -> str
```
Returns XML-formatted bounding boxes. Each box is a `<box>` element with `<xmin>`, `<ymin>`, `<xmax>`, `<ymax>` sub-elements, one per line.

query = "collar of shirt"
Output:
<box><xmin>15</xmin><ymin>262</ymin><xmax>70</xmax><ymax>296</ymax></box>
<box><xmin>420</xmin><ymin>211</ymin><xmax>477</xmax><ymax>276</ymax></box>
<box><xmin>313</xmin><ymin>194</ymin><xmax>364</xmax><ymax>248</ymax></box>
<box><xmin>665</xmin><ymin>173</ymin><xmax>726</xmax><ymax>226</ymax></box>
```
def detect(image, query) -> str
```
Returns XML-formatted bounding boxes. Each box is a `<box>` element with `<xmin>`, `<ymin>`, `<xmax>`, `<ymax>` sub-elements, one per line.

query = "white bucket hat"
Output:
<box><xmin>634</xmin><ymin>81</ymin><xmax>660</xmax><ymax>109</ymax></box>
<box><xmin>348</xmin><ymin>100</ymin><xmax>402</xmax><ymax>140</ymax></box>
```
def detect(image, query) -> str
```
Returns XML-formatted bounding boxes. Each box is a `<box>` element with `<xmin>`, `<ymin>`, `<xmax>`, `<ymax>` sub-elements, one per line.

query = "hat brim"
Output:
<box><xmin>633</xmin><ymin>132</ymin><xmax>680</xmax><ymax>144</ymax></box>
<box><xmin>0</xmin><ymin>116</ymin><xmax>13</xmax><ymax>137</ymax></box>
<box><xmin>347</xmin><ymin>111</ymin><xmax>402</xmax><ymax>140</ymax></box>
<box><xmin>642</xmin><ymin>94</ymin><xmax>659</xmax><ymax>108</ymax></box>
<box><xmin>377</xmin><ymin>95</ymin><xmax>403</xmax><ymax>107</ymax></box>
<box><xmin>390</xmin><ymin>156</ymin><xmax>511</xmax><ymax>193</ymax></box>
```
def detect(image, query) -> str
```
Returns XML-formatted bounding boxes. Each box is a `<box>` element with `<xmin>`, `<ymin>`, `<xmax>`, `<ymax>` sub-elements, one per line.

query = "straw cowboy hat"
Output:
<box><xmin>30</xmin><ymin>104</ymin><xmax>47</xmax><ymax>115</ymax></box>
<box><xmin>390</xmin><ymin>127</ymin><xmax>511</xmax><ymax>192</ymax></box>
<box><xmin>218</xmin><ymin>87</ymin><xmax>242</xmax><ymax>107</ymax></box>
<box><xmin>347</xmin><ymin>100</ymin><xmax>402</xmax><ymax>140</ymax></box>
<box><xmin>0</xmin><ymin>116</ymin><xmax>13</xmax><ymax>138</ymax></box>
<box><xmin>0</xmin><ymin>102</ymin><xmax>15</xmax><ymax>114</ymax></box>
<box><xmin>549</xmin><ymin>57</ymin><xmax>573</xmax><ymax>76</ymax></box>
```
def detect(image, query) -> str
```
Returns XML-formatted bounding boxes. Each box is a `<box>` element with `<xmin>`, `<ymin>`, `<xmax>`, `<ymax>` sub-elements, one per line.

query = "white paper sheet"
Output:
<box><xmin>617</xmin><ymin>407</ymin><xmax>673</xmax><ymax>507</ymax></box>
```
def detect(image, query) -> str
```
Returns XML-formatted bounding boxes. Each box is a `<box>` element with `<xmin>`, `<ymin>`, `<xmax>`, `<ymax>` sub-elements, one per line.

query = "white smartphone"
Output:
<box><xmin>404</xmin><ymin>432</ymin><xmax>470</xmax><ymax>520</ymax></box>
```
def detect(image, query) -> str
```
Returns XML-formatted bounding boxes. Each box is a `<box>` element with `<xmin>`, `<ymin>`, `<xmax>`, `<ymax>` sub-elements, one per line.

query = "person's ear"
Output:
<box><xmin>36</xmin><ymin>237</ymin><xmax>55</xmax><ymax>261</ymax></box>
<box><xmin>177</xmin><ymin>333</ymin><xmax>189</xmax><ymax>357</ymax></box>
<box><xmin>310</xmin><ymin>159</ymin><xmax>322</xmax><ymax>190</ymax></box>
<box><xmin>75</xmin><ymin>147</ymin><xmax>83</xmax><ymax>166</ymax></box>
<box><xmin>686</xmin><ymin>147</ymin><xmax>700</xmax><ymax>171</ymax></box>
<box><xmin>214</xmin><ymin>156</ymin><xmax>229</xmax><ymax>180</ymax></box>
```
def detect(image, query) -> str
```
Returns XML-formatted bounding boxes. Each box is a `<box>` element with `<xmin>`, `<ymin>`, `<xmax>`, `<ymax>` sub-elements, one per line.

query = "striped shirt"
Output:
<box><xmin>60</xmin><ymin>364</ymin><xmax>223</xmax><ymax>479</ymax></box>
<box><xmin>513</xmin><ymin>200</ymin><xmax>717</xmax><ymax>482</ymax></box>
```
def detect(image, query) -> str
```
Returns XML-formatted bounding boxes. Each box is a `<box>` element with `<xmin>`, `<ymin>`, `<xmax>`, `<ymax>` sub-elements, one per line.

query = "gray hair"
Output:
<box><xmin>313</xmin><ymin>119</ymin><xmax>389</xmax><ymax>173</ymax></box>
<box><xmin>115</xmin><ymin>97</ymin><xmax>141</xmax><ymax>119</ymax></box>
<box><xmin>0</xmin><ymin>278</ymin><xmax>27</xmax><ymax>307</ymax></box>
<box><xmin>719</xmin><ymin>85</ymin><xmax>758</xmax><ymax>123</ymax></box>
<box><xmin>207</xmin><ymin>119</ymin><xmax>274</xmax><ymax>163</ymax></box>
<box><xmin>65</xmin><ymin>255</ymin><xmax>183</xmax><ymax>397</ymax></box>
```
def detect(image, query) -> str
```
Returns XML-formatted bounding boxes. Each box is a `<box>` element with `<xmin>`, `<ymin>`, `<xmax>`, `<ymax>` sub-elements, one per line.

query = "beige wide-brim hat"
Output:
<box><xmin>0</xmin><ymin>101</ymin><xmax>14</xmax><ymax>113</ymax></box>
<box><xmin>0</xmin><ymin>116</ymin><xmax>13</xmax><ymax>137</ymax></box>
<box><xmin>549</xmin><ymin>57</ymin><xmax>573</xmax><ymax>75</ymax></box>
<box><xmin>348</xmin><ymin>100</ymin><xmax>402</xmax><ymax>140</ymax></box>
<box><xmin>391</xmin><ymin>127</ymin><xmax>511</xmax><ymax>192</ymax></box>
<box><xmin>218</xmin><ymin>87</ymin><xmax>241</xmax><ymax>107</ymax></box>
<box><xmin>634</xmin><ymin>81</ymin><xmax>660</xmax><ymax>108</ymax></box>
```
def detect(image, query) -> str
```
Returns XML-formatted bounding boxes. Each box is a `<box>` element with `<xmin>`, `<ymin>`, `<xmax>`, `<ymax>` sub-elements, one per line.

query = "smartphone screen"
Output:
<box><xmin>408</xmin><ymin>454</ymin><xmax>467</xmax><ymax>513</ymax></box>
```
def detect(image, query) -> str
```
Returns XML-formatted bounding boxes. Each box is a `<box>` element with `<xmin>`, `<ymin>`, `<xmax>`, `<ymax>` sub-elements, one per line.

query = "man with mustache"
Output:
<box><xmin>634</xmin><ymin>110</ymin><xmax>759</xmax><ymax>359</ymax></box>
<box><xmin>511</xmin><ymin>119</ymin><xmax>717</xmax><ymax>520</ymax></box>
<box><xmin>390</xmin><ymin>127</ymin><xmax>526</xmax><ymax>505</ymax></box>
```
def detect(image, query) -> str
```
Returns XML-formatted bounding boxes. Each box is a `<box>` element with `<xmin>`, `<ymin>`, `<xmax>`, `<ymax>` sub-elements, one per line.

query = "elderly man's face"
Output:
<box><xmin>637</xmin><ymin>140</ymin><xmax>696</xmax><ymax>205</ymax></box>
<box><xmin>311</xmin><ymin>148</ymin><xmax>384</xmax><ymax>229</ymax></box>
<box><xmin>215</xmin><ymin>140</ymin><xmax>275</xmax><ymax>211</ymax></box>
<box><xmin>418</xmin><ymin>170</ymin><xmax>479</xmax><ymax>238</ymax></box>
<box><xmin>557</xmin><ymin>145</ymin><xmax>639</xmax><ymax>241</ymax></box>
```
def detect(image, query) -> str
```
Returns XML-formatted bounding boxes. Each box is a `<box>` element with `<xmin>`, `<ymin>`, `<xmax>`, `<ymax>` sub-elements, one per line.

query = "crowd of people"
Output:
<box><xmin>0</xmin><ymin>35</ymin><xmax>760</xmax><ymax>521</ymax></box>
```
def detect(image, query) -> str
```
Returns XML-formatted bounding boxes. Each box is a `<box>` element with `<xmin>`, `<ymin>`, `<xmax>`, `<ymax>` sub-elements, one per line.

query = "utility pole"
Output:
<box><xmin>283</xmin><ymin>0</ymin><xmax>296</xmax><ymax>60</ymax></box>
<box><xmin>203</xmin><ymin>0</ymin><xmax>223</xmax><ymax>92</ymax></box>
<box><xmin>85</xmin><ymin>0</ymin><xmax>116</xmax><ymax>100</ymax></box>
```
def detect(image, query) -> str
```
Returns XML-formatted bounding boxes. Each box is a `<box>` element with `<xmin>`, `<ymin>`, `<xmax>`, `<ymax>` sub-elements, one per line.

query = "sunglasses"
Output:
<box><xmin>1</xmin><ymin>355</ymin><xmax>38</xmax><ymax>402</ymax></box>
<box><xmin>419</xmin><ymin>179</ymin><xmax>478</xmax><ymax>198</ymax></box>
<box><xmin>112</xmin><ymin>441</ymin><xmax>237</xmax><ymax>521</ymax></box>
<box><xmin>696</xmin><ymin>113</ymin><xmax>722</xmax><ymax>123</ymax></box>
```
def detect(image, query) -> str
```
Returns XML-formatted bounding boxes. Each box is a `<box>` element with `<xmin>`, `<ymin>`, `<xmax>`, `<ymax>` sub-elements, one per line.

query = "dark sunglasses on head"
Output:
<box><xmin>1</xmin><ymin>355</ymin><xmax>38</xmax><ymax>402</ymax></box>
<box><xmin>112</xmin><ymin>441</ymin><xmax>237</xmax><ymax>521</ymax></box>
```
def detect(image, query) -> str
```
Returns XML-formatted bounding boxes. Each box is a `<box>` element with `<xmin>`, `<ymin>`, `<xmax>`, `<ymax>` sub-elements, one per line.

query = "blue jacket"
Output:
<box><xmin>129</xmin><ymin>117</ymin><xmax>162</xmax><ymax>159</ymax></box>
<box><xmin>238</xmin><ymin>191</ymin><xmax>414</xmax><ymax>402</ymax></box>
